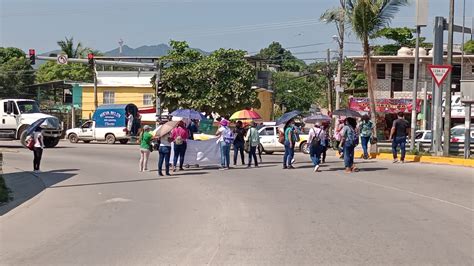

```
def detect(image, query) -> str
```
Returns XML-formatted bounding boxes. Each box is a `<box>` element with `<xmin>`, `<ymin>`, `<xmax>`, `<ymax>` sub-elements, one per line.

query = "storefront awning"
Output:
<box><xmin>349</xmin><ymin>98</ymin><xmax>422</xmax><ymax>113</ymax></box>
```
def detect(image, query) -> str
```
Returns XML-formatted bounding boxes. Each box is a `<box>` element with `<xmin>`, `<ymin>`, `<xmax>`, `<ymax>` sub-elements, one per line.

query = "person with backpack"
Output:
<box><xmin>215</xmin><ymin>119</ymin><xmax>233</xmax><ymax>170</ymax></box>
<box><xmin>308</xmin><ymin>122</ymin><xmax>326</xmax><ymax>172</ymax></box>
<box><xmin>358</xmin><ymin>114</ymin><xmax>374</xmax><ymax>160</ymax></box>
<box><xmin>139</xmin><ymin>125</ymin><xmax>153</xmax><ymax>172</ymax></box>
<box><xmin>283</xmin><ymin>119</ymin><xmax>297</xmax><ymax>169</ymax></box>
<box><xmin>171</xmin><ymin>121</ymin><xmax>189</xmax><ymax>172</ymax></box>
<box><xmin>233</xmin><ymin>121</ymin><xmax>246</xmax><ymax>166</ymax></box>
<box><xmin>340</xmin><ymin>117</ymin><xmax>359</xmax><ymax>173</ymax></box>
<box><xmin>245</xmin><ymin>121</ymin><xmax>260</xmax><ymax>168</ymax></box>
<box><xmin>389</xmin><ymin>112</ymin><xmax>410</xmax><ymax>163</ymax></box>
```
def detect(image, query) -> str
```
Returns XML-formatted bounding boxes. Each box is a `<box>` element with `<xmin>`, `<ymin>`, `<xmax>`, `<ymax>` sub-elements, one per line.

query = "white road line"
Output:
<box><xmin>343</xmin><ymin>176</ymin><xmax>474</xmax><ymax>212</ymax></box>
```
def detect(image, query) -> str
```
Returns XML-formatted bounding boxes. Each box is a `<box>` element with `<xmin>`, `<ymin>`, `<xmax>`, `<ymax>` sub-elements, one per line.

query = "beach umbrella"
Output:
<box><xmin>276</xmin><ymin>110</ymin><xmax>301</xmax><ymax>125</ymax></box>
<box><xmin>170</xmin><ymin>109</ymin><xmax>205</xmax><ymax>120</ymax></box>
<box><xmin>25</xmin><ymin>118</ymin><xmax>47</xmax><ymax>136</ymax></box>
<box><xmin>303</xmin><ymin>114</ymin><xmax>331</xmax><ymax>124</ymax></box>
<box><xmin>332</xmin><ymin>108</ymin><xmax>362</xmax><ymax>118</ymax></box>
<box><xmin>229</xmin><ymin>109</ymin><xmax>262</xmax><ymax>121</ymax></box>
<box><xmin>154</xmin><ymin>121</ymin><xmax>179</xmax><ymax>137</ymax></box>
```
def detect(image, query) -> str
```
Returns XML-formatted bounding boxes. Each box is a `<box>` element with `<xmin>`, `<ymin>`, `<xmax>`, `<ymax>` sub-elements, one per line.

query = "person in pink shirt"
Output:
<box><xmin>171</xmin><ymin>121</ymin><xmax>189</xmax><ymax>171</ymax></box>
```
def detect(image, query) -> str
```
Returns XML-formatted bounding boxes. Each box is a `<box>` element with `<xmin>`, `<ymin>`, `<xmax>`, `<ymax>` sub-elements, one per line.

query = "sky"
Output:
<box><xmin>1</xmin><ymin>0</ymin><xmax>473</xmax><ymax>61</ymax></box>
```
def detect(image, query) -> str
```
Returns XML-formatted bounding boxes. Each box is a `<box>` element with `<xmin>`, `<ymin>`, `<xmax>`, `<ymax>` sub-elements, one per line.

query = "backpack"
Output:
<box><xmin>26</xmin><ymin>135</ymin><xmax>35</xmax><ymax>151</ymax></box>
<box><xmin>223</xmin><ymin>127</ymin><xmax>234</xmax><ymax>144</ymax></box>
<box><xmin>345</xmin><ymin>126</ymin><xmax>359</xmax><ymax>147</ymax></box>
<box><xmin>310</xmin><ymin>128</ymin><xmax>322</xmax><ymax>148</ymax></box>
<box><xmin>278</xmin><ymin>129</ymin><xmax>285</xmax><ymax>144</ymax></box>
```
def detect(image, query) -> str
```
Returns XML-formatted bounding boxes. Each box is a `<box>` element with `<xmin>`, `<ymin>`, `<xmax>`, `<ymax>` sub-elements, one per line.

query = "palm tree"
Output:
<box><xmin>345</xmin><ymin>0</ymin><xmax>408</xmax><ymax>130</ymax></box>
<box><xmin>57</xmin><ymin>37</ymin><xmax>88</xmax><ymax>58</ymax></box>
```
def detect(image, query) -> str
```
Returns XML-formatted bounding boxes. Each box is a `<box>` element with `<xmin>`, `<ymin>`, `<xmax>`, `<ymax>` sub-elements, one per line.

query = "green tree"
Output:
<box><xmin>0</xmin><ymin>47</ymin><xmax>34</xmax><ymax>97</ymax></box>
<box><xmin>35</xmin><ymin>61</ymin><xmax>93</xmax><ymax>83</ymax></box>
<box><xmin>155</xmin><ymin>40</ymin><xmax>259</xmax><ymax>115</ymax></box>
<box><xmin>463</xmin><ymin>40</ymin><xmax>474</xmax><ymax>54</ymax></box>
<box><xmin>273</xmin><ymin>72</ymin><xmax>324</xmax><ymax>112</ymax></box>
<box><xmin>372</xmin><ymin>27</ymin><xmax>432</xmax><ymax>55</ymax></box>
<box><xmin>346</xmin><ymin>0</ymin><xmax>408</xmax><ymax>131</ymax></box>
<box><xmin>57</xmin><ymin>37</ymin><xmax>88</xmax><ymax>58</ymax></box>
<box><xmin>257</xmin><ymin>42</ymin><xmax>306</xmax><ymax>72</ymax></box>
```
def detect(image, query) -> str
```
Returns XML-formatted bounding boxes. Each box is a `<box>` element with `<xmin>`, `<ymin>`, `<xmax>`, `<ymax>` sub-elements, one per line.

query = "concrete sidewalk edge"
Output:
<box><xmin>355</xmin><ymin>151</ymin><xmax>474</xmax><ymax>168</ymax></box>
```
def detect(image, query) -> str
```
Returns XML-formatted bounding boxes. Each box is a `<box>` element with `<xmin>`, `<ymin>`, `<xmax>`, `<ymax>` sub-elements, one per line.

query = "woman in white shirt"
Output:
<box><xmin>32</xmin><ymin>127</ymin><xmax>44</xmax><ymax>173</ymax></box>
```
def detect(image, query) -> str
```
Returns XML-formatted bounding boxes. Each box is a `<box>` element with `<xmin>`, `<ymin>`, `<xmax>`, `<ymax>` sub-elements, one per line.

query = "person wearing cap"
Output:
<box><xmin>245</xmin><ymin>121</ymin><xmax>260</xmax><ymax>168</ymax></box>
<box><xmin>308</xmin><ymin>122</ymin><xmax>326</xmax><ymax>172</ymax></box>
<box><xmin>139</xmin><ymin>125</ymin><xmax>153</xmax><ymax>172</ymax></box>
<box><xmin>215</xmin><ymin>118</ymin><xmax>233</xmax><ymax>170</ymax></box>
<box><xmin>171</xmin><ymin>120</ymin><xmax>189</xmax><ymax>172</ymax></box>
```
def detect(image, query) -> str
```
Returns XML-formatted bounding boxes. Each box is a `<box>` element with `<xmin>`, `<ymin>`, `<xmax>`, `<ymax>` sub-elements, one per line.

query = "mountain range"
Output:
<box><xmin>41</xmin><ymin>43</ymin><xmax>209</xmax><ymax>57</ymax></box>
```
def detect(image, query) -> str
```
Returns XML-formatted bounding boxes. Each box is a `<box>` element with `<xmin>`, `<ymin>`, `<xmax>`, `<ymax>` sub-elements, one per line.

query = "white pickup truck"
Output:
<box><xmin>0</xmin><ymin>99</ymin><xmax>63</xmax><ymax>148</ymax></box>
<box><xmin>66</xmin><ymin>120</ymin><xmax>129</xmax><ymax>144</ymax></box>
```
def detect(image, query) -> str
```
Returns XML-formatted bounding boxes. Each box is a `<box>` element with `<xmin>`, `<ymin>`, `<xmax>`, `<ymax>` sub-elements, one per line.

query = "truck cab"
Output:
<box><xmin>0</xmin><ymin>99</ymin><xmax>63</xmax><ymax>148</ymax></box>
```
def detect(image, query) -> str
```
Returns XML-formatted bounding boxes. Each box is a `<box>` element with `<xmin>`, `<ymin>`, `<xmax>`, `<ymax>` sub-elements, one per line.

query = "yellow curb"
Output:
<box><xmin>354</xmin><ymin>151</ymin><xmax>474</xmax><ymax>167</ymax></box>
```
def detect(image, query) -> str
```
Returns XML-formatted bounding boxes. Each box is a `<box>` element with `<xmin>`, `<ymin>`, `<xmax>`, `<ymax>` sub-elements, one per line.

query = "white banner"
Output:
<box><xmin>171</xmin><ymin>139</ymin><xmax>221</xmax><ymax>166</ymax></box>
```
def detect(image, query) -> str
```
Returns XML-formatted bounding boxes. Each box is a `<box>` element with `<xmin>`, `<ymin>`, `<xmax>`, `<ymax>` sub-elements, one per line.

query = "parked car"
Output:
<box><xmin>258</xmin><ymin>124</ymin><xmax>308</xmax><ymax>154</ymax></box>
<box><xmin>414</xmin><ymin>130</ymin><xmax>432</xmax><ymax>143</ymax></box>
<box><xmin>450</xmin><ymin>125</ymin><xmax>474</xmax><ymax>143</ymax></box>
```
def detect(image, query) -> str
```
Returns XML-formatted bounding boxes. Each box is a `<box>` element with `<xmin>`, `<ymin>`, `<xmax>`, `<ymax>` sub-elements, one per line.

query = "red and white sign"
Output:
<box><xmin>428</xmin><ymin>64</ymin><xmax>452</xmax><ymax>87</ymax></box>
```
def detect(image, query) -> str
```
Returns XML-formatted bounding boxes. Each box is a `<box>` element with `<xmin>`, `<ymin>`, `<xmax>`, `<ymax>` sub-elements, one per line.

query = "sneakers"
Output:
<box><xmin>287</xmin><ymin>165</ymin><xmax>295</xmax><ymax>170</ymax></box>
<box><xmin>393</xmin><ymin>159</ymin><xmax>399</xmax><ymax>163</ymax></box>
<box><xmin>313</xmin><ymin>165</ymin><xmax>320</xmax><ymax>172</ymax></box>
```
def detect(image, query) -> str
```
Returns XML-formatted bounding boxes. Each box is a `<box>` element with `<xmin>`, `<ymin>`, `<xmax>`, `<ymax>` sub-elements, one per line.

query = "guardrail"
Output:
<box><xmin>375</xmin><ymin>141</ymin><xmax>474</xmax><ymax>156</ymax></box>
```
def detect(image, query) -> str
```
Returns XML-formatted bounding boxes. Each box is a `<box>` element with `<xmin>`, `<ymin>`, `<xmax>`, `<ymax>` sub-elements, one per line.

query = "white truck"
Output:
<box><xmin>0</xmin><ymin>99</ymin><xmax>63</xmax><ymax>148</ymax></box>
<box><xmin>66</xmin><ymin>120</ymin><xmax>129</xmax><ymax>144</ymax></box>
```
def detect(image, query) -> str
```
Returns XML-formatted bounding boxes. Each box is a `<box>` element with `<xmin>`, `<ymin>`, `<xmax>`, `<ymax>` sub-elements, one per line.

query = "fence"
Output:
<box><xmin>375</xmin><ymin>141</ymin><xmax>474</xmax><ymax>156</ymax></box>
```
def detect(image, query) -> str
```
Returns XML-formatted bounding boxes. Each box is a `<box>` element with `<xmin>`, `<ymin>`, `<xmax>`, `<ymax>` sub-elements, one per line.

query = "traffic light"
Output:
<box><xmin>87</xmin><ymin>53</ymin><xmax>94</xmax><ymax>68</ymax></box>
<box><xmin>29</xmin><ymin>49</ymin><xmax>35</xmax><ymax>65</ymax></box>
<box><xmin>156</xmin><ymin>81</ymin><xmax>164</xmax><ymax>95</ymax></box>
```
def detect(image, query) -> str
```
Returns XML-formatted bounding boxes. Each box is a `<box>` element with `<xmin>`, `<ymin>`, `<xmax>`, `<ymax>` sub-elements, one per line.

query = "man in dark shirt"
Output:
<box><xmin>389</xmin><ymin>112</ymin><xmax>410</xmax><ymax>163</ymax></box>
<box><xmin>233</xmin><ymin>121</ymin><xmax>246</xmax><ymax>165</ymax></box>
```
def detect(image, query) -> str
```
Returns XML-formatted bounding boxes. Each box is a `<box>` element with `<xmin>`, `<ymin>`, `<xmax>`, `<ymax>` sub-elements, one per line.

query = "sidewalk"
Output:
<box><xmin>0</xmin><ymin>165</ymin><xmax>46</xmax><ymax>216</ymax></box>
<box><xmin>354</xmin><ymin>150</ymin><xmax>474</xmax><ymax>168</ymax></box>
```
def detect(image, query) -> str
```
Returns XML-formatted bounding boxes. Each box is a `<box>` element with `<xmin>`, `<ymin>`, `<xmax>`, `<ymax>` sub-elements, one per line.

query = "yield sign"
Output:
<box><xmin>428</xmin><ymin>64</ymin><xmax>452</xmax><ymax>87</ymax></box>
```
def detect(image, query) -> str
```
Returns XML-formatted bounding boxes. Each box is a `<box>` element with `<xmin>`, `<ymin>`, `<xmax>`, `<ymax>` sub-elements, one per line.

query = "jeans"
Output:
<box><xmin>361</xmin><ymin>136</ymin><xmax>371</xmax><ymax>158</ymax></box>
<box><xmin>33</xmin><ymin>147</ymin><xmax>43</xmax><ymax>171</ymax></box>
<box><xmin>343</xmin><ymin>144</ymin><xmax>355</xmax><ymax>169</ymax></box>
<box><xmin>248</xmin><ymin>146</ymin><xmax>258</xmax><ymax>167</ymax></box>
<box><xmin>392</xmin><ymin>136</ymin><xmax>407</xmax><ymax>161</ymax></box>
<box><xmin>173</xmin><ymin>142</ymin><xmax>187</xmax><ymax>169</ymax></box>
<box><xmin>158</xmin><ymin>146</ymin><xmax>171</xmax><ymax>175</ymax></box>
<box><xmin>233</xmin><ymin>141</ymin><xmax>245</xmax><ymax>165</ymax></box>
<box><xmin>220</xmin><ymin>142</ymin><xmax>231</xmax><ymax>168</ymax></box>
<box><xmin>283</xmin><ymin>140</ymin><xmax>295</xmax><ymax>167</ymax></box>
<box><xmin>310</xmin><ymin>145</ymin><xmax>323</xmax><ymax>166</ymax></box>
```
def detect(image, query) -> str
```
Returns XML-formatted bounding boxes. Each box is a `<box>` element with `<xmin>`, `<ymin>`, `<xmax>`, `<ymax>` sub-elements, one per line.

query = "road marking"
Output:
<box><xmin>104</xmin><ymin>198</ymin><xmax>132</xmax><ymax>203</ymax></box>
<box><xmin>344</xmin><ymin>176</ymin><xmax>474</xmax><ymax>212</ymax></box>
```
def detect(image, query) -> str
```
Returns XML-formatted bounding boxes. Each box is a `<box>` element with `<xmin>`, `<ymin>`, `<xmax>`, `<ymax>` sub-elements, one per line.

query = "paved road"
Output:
<box><xmin>1</xmin><ymin>141</ymin><xmax>473</xmax><ymax>265</ymax></box>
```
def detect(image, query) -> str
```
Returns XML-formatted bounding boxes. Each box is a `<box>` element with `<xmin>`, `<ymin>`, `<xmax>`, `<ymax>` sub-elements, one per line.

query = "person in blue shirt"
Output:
<box><xmin>283</xmin><ymin>119</ymin><xmax>297</xmax><ymax>169</ymax></box>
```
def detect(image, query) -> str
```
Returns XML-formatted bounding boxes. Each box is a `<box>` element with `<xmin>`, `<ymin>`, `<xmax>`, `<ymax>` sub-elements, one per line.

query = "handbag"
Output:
<box><xmin>27</xmin><ymin>137</ymin><xmax>35</xmax><ymax>151</ymax></box>
<box><xmin>370</xmin><ymin>136</ymin><xmax>378</xmax><ymax>145</ymax></box>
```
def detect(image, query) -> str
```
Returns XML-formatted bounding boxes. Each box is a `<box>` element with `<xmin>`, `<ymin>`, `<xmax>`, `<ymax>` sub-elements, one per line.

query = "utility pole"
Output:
<box><xmin>443</xmin><ymin>0</ymin><xmax>455</xmax><ymax>156</ymax></box>
<box><xmin>93</xmin><ymin>64</ymin><xmax>98</xmax><ymax>110</ymax></box>
<box><xmin>326</xmin><ymin>49</ymin><xmax>333</xmax><ymax>112</ymax></box>
<box><xmin>431</xmin><ymin>17</ymin><xmax>445</xmax><ymax>156</ymax></box>
<box><xmin>155</xmin><ymin>60</ymin><xmax>162</xmax><ymax>125</ymax></box>
<box><xmin>410</xmin><ymin>26</ymin><xmax>421</xmax><ymax>151</ymax></box>
<box><xmin>335</xmin><ymin>0</ymin><xmax>345</xmax><ymax>111</ymax></box>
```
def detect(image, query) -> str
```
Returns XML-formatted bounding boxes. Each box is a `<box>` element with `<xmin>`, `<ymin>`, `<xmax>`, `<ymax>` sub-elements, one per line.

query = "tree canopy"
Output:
<box><xmin>35</xmin><ymin>61</ymin><xmax>93</xmax><ymax>83</ymax></box>
<box><xmin>463</xmin><ymin>40</ymin><xmax>474</xmax><ymax>54</ymax></box>
<box><xmin>257</xmin><ymin>42</ymin><xmax>306</xmax><ymax>72</ymax></box>
<box><xmin>372</xmin><ymin>27</ymin><xmax>432</xmax><ymax>55</ymax></box>
<box><xmin>155</xmin><ymin>40</ymin><xmax>259</xmax><ymax>116</ymax></box>
<box><xmin>0</xmin><ymin>47</ymin><xmax>34</xmax><ymax>98</ymax></box>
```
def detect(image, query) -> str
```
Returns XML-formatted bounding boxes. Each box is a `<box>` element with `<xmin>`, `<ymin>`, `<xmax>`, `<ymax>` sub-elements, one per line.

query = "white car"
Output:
<box><xmin>258</xmin><ymin>125</ymin><xmax>309</xmax><ymax>154</ymax></box>
<box><xmin>450</xmin><ymin>125</ymin><xmax>474</xmax><ymax>143</ymax></box>
<box><xmin>414</xmin><ymin>130</ymin><xmax>432</xmax><ymax>143</ymax></box>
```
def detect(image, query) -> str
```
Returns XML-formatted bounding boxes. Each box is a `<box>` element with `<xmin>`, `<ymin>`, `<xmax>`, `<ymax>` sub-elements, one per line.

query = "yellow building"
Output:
<box><xmin>80</xmin><ymin>71</ymin><xmax>155</xmax><ymax>119</ymax></box>
<box><xmin>254</xmin><ymin>89</ymin><xmax>273</xmax><ymax>121</ymax></box>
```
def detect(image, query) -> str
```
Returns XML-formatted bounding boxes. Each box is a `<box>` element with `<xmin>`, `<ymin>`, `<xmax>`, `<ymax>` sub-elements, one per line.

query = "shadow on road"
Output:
<box><xmin>0</xmin><ymin>169</ymin><xmax>78</xmax><ymax>216</ymax></box>
<box><xmin>49</xmin><ymin>172</ymin><xmax>209</xmax><ymax>189</ymax></box>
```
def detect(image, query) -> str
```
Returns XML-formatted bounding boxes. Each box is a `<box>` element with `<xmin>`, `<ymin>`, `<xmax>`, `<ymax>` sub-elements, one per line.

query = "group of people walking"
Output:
<box><xmin>215</xmin><ymin>119</ymin><xmax>261</xmax><ymax>170</ymax></box>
